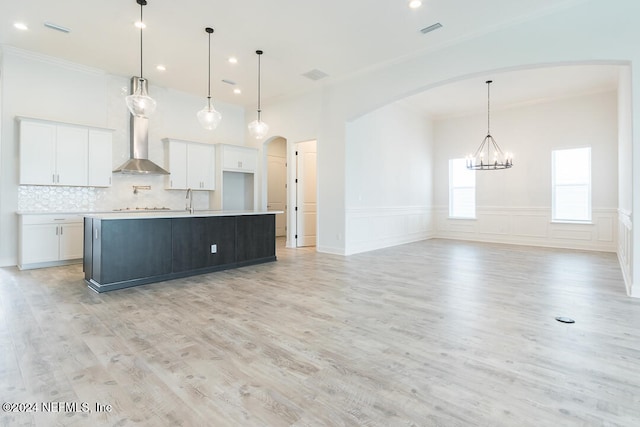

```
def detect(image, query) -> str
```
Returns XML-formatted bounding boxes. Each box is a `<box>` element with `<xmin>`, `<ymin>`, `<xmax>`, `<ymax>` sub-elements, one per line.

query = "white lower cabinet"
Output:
<box><xmin>18</xmin><ymin>214</ymin><xmax>84</xmax><ymax>269</ymax></box>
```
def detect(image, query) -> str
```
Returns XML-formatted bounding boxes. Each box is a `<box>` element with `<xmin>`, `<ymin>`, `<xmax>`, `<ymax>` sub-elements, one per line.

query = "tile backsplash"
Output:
<box><xmin>18</xmin><ymin>174</ymin><xmax>209</xmax><ymax>212</ymax></box>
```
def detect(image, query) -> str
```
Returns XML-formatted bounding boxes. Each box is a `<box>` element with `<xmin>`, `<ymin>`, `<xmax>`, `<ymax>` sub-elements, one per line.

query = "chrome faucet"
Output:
<box><xmin>186</xmin><ymin>188</ymin><xmax>194</xmax><ymax>214</ymax></box>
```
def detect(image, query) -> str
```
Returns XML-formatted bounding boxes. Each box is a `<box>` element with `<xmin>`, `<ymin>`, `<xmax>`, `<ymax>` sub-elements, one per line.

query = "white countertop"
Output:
<box><xmin>17</xmin><ymin>210</ymin><xmax>113</xmax><ymax>215</ymax></box>
<box><xmin>82</xmin><ymin>210</ymin><xmax>283</xmax><ymax>220</ymax></box>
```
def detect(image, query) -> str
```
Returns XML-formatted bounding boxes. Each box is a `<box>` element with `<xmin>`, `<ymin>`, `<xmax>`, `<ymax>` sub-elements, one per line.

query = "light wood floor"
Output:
<box><xmin>1</xmin><ymin>239</ymin><xmax>640</xmax><ymax>426</ymax></box>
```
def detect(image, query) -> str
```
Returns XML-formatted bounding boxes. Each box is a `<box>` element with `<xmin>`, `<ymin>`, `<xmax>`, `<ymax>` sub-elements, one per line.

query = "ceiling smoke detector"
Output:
<box><xmin>302</xmin><ymin>69</ymin><xmax>329</xmax><ymax>81</ymax></box>
<box><xmin>420</xmin><ymin>22</ymin><xmax>443</xmax><ymax>35</ymax></box>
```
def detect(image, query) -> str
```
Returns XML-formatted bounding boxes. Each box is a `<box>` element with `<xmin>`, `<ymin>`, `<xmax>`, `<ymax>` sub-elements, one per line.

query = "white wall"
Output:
<box><xmin>0</xmin><ymin>47</ymin><xmax>246</xmax><ymax>266</ymax></box>
<box><xmin>617</xmin><ymin>66</ymin><xmax>633</xmax><ymax>293</ymax></box>
<box><xmin>345</xmin><ymin>101</ymin><xmax>434</xmax><ymax>254</ymax></box>
<box><xmin>433</xmin><ymin>91</ymin><xmax>618</xmax><ymax>251</ymax></box>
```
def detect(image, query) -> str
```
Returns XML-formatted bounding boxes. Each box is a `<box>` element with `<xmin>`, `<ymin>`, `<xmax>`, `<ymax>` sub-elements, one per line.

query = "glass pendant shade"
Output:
<box><xmin>248</xmin><ymin>119</ymin><xmax>269</xmax><ymax>140</ymax></box>
<box><xmin>197</xmin><ymin>98</ymin><xmax>222</xmax><ymax>130</ymax></box>
<box><xmin>126</xmin><ymin>0</ymin><xmax>155</xmax><ymax>118</ymax></box>
<box><xmin>126</xmin><ymin>79</ymin><xmax>156</xmax><ymax>118</ymax></box>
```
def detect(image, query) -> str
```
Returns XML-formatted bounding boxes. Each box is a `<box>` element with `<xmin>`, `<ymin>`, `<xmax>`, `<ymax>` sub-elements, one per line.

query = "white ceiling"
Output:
<box><xmin>0</xmin><ymin>0</ymin><xmax>619</xmax><ymax>114</ymax></box>
<box><xmin>401</xmin><ymin>65</ymin><xmax>622</xmax><ymax>120</ymax></box>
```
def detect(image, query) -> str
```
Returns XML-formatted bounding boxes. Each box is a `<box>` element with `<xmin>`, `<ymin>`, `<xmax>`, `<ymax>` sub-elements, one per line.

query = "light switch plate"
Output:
<box><xmin>211</xmin><ymin>244</ymin><xmax>217</xmax><ymax>253</ymax></box>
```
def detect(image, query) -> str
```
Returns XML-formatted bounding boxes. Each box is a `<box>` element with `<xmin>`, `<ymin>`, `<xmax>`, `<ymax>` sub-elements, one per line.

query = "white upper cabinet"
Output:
<box><xmin>165</xmin><ymin>139</ymin><xmax>188</xmax><ymax>190</ymax></box>
<box><xmin>88</xmin><ymin>129</ymin><xmax>113</xmax><ymax>187</ymax></box>
<box><xmin>19</xmin><ymin>120</ymin><xmax>57</xmax><ymax>185</ymax></box>
<box><xmin>220</xmin><ymin>144</ymin><xmax>258</xmax><ymax>172</ymax></box>
<box><xmin>18</xmin><ymin>117</ymin><xmax>112</xmax><ymax>187</ymax></box>
<box><xmin>210</xmin><ymin>144</ymin><xmax>259</xmax><ymax>210</ymax></box>
<box><xmin>164</xmin><ymin>138</ymin><xmax>215</xmax><ymax>190</ymax></box>
<box><xmin>55</xmin><ymin>125</ymin><xmax>88</xmax><ymax>186</ymax></box>
<box><xmin>187</xmin><ymin>143</ymin><xmax>216</xmax><ymax>190</ymax></box>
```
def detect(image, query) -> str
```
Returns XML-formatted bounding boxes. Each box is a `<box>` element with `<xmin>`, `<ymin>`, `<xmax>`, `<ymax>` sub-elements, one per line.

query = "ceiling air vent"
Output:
<box><xmin>302</xmin><ymin>69</ymin><xmax>329</xmax><ymax>81</ymax></box>
<box><xmin>44</xmin><ymin>22</ymin><xmax>71</xmax><ymax>33</ymax></box>
<box><xmin>420</xmin><ymin>22</ymin><xmax>443</xmax><ymax>35</ymax></box>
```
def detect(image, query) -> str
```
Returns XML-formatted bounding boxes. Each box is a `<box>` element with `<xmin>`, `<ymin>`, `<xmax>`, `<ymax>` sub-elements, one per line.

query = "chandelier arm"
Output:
<box><xmin>488</xmin><ymin>136</ymin><xmax>505</xmax><ymax>156</ymax></box>
<box><xmin>471</xmin><ymin>135</ymin><xmax>490</xmax><ymax>159</ymax></box>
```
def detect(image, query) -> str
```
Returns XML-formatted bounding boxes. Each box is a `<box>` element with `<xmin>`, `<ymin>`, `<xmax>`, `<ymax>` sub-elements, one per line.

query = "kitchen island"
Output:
<box><xmin>83</xmin><ymin>210</ymin><xmax>278</xmax><ymax>293</ymax></box>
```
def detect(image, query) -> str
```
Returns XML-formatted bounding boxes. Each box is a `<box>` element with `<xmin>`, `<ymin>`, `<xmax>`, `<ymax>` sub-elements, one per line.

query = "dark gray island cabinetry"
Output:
<box><xmin>83</xmin><ymin>211</ymin><xmax>276</xmax><ymax>293</ymax></box>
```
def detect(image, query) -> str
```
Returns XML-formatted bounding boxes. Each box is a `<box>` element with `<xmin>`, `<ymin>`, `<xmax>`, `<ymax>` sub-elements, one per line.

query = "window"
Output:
<box><xmin>552</xmin><ymin>147</ymin><xmax>591</xmax><ymax>222</ymax></box>
<box><xmin>449</xmin><ymin>158</ymin><xmax>476</xmax><ymax>218</ymax></box>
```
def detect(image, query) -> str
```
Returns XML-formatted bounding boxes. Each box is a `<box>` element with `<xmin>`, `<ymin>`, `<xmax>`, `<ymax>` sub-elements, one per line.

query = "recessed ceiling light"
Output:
<box><xmin>134</xmin><ymin>21</ymin><xmax>146</xmax><ymax>29</ymax></box>
<box><xmin>156</xmin><ymin>65</ymin><xmax>166</xmax><ymax>71</ymax></box>
<box><xmin>228</xmin><ymin>57</ymin><xmax>238</xmax><ymax>64</ymax></box>
<box><xmin>233</xmin><ymin>88</ymin><xmax>241</xmax><ymax>95</ymax></box>
<box><xmin>409</xmin><ymin>0</ymin><xmax>422</xmax><ymax>9</ymax></box>
<box><xmin>14</xmin><ymin>22</ymin><xmax>28</xmax><ymax>31</ymax></box>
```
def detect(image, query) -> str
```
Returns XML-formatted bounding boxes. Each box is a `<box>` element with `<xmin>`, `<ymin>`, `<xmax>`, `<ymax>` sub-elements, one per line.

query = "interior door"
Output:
<box><xmin>267</xmin><ymin>154</ymin><xmax>287</xmax><ymax>236</ymax></box>
<box><xmin>296</xmin><ymin>140</ymin><xmax>317</xmax><ymax>247</ymax></box>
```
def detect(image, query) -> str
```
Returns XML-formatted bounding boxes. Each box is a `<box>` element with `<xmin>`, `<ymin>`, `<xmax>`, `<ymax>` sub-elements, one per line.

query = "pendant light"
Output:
<box><xmin>466</xmin><ymin>80</ymin><xmax>513</xmax><ymax>170</ymax></box>
<box><xmin>125</xmin><ymin>0</ymin><xmax>156</xmax><ymax>118</ymax></box>
<box><xmin>197</xmin><ymin>27</ymin><xmax>222</xmax><ymax>130</ymax></box>
<box><xmin>248</xmin><ymin>50</ymin><xmax>269</xmax><ymax>139</ymax></box>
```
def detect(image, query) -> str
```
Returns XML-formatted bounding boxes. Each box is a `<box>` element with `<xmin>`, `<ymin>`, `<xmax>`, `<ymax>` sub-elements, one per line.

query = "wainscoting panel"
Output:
<box><xmin>435</xmin><ymin>207</ymin><xmax>617</xmax><ymax>253</ymax></box>
<box><xmin>512</xmin><ymin>214</ymin><xmax>548</xmax><ymax>238</ymax></box>
<box><xmin>478</xmin><ymin>214</ymin><xmax>510</xmax><ymax>236</ymax></box>
<box><xmin>549</xmin><ymin>227</ymin><xmax>593</xmax><ymax>242</ymax></box>
<box><xmin>597</xmin><ymin>216</ymin><xmax>614</xmax><ymax>242</ymax></box>
<box><xmin>617</xmin><ymin>209</ymin><xmax>633</xmax><ymax>296</ymax></box>
<box><xmin>345</xmin><ymin>206</ymin><xmax>433</xmax><ymax>255</ymax></box>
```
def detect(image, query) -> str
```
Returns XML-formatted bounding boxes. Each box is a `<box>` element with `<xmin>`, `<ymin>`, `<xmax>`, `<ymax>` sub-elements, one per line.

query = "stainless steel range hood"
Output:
<box><xmin>113</xmin><ymin>77</ymin><xmax>169</xmax><ymax>175</ymax></box>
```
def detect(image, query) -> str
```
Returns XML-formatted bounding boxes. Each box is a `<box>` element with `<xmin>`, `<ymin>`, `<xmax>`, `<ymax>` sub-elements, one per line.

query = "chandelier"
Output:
<box><xmin>466</xmin><ymin>80</ymin><xmax>513</xmax><ymax>170</ymax></box>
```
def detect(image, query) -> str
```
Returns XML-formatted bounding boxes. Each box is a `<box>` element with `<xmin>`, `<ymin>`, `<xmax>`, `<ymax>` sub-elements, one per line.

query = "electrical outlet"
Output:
<box><xmin>211</xmin><ymin>244</ymin><xmax>217</xmax><ymax>254</ymax></box>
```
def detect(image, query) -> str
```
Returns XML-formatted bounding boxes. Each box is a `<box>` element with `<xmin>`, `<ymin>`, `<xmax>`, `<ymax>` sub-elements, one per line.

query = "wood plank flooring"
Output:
<box><xmin>1</xmin><ymin>238</ymin><xmax>640</xmax><ymax>426</ymax></box>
